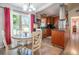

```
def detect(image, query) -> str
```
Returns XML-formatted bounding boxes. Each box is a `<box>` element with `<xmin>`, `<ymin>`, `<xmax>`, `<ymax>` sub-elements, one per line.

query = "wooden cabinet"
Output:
<box><xmin>42</xmin><ymin>29</ymin><xmax>47</xmax><ymax>38</ymax></box>
<box><xmin>41</xmin><ymin>17</ymin><xmax>53</xmax><ymax>38</ymax></box>
<box><xmin>42</xmin><ymin>29</ymin><xmax>51</xmax><ymax>38</ymax></box>
<box><xmin>46</xmin><ymin>29</ymin><xmax>51</xmax><ymax>36</ymax></box>
<box><xmin>51</xmin><ymin>29</ymin><xmax>64</xmax><ymax>49</ymax></box>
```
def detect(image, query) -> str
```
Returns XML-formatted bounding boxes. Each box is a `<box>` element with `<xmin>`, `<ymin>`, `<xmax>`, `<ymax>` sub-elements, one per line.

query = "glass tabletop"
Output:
<box><xmin>12</xmin><ymin>33</ymin><xmax>32</xmax><ymax>39</ymax></box>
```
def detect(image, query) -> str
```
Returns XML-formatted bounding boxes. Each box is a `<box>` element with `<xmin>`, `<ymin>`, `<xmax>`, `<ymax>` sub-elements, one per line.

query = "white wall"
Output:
<box><xmin>68</xmin><ymin>7</ymin><xmax>79</xmax><ymax>33</ymax></box>
<box><xmin>0</xmin><ymin>8</ymin><xmax>4</xmax><ymax>48</ymax></box>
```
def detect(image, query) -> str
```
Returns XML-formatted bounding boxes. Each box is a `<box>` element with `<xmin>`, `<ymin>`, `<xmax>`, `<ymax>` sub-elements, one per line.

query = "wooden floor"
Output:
<box><xmin>39</xmin><ymin>37</ymin><xmax>63</xmax><ymax>55</ymax></box>
<box><xmin>0</xmin><ymin>36</ymin><xmax>63</xmax><ymax>55</ymax></box>
<box><xmin>1</xmin><ymin>32</ymin><xmax>79</xmax><ymax>55</ymax></box>
<box><xmin>63</xmin><ymin>32</ymin><xmax>79</xmax><ymax>55</ymax></box>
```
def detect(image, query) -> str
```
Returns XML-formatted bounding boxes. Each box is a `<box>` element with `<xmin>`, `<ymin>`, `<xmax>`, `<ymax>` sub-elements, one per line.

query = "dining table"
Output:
<box><xmin>11</xmin><ymin>34</ymin><xmax>33</xmax><ymax>55</ymax></box>
<box><xmin>12</xmin><ymin>34</ymin><xmax>32</xmax><ymax>42</ymax></box>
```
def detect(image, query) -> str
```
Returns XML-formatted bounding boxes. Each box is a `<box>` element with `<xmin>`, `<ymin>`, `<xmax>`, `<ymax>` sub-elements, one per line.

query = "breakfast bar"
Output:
<box><xmin>51</xmin><ymin>29</ymin><xmax>65</xmax><ymax>49</ymax></box>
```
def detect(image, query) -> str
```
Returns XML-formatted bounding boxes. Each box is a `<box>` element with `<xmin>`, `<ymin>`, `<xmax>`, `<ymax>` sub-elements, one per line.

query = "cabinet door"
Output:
<box><xmin>46</xmin><ymin>29</ymin><xmax>51</xmax><ymax>36</ymax></box>
<box><xmin>58</xmin><ymin>32</ymin><xmax>64</xmax><ymax>48</ymax></box>
<box><xmin>52</xmin><ymin>31</ymin><xmax>58</xmax><ymax>44</ymax></box>
<box><xmin>47</xmin><ymin>17</ymin><xmax>51</xmax><ymax>24</ymax></box>
<box><xmin>51</xmin><ymin>30</ymin><xmax>64</xmax><ymax>48</ymax></box>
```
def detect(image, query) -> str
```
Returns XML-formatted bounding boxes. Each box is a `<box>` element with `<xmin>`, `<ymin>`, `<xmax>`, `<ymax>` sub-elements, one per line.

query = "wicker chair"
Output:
<box><xmin>32</xmin><ymin>30</ymin><xmax>42</xmax><ymax>55</ymax></box>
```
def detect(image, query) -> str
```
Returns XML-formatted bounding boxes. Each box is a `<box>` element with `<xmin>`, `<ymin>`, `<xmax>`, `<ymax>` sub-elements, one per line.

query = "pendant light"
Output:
<box><xmin>23</xmin><ymin>3</ymin><xmax>36</xmax><ymax>12</ymax></box>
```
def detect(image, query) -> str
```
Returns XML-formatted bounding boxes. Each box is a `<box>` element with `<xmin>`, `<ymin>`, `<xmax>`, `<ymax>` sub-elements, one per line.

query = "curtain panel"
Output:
<box><xmin>31</xmin><ymin>14</ymin><xmax>35</xmax><ymax>32</ymax></box>
<box><xmin>4</xmin><ymin>7</ymin><xmax>11</xmax><ymax>45</ymax></box>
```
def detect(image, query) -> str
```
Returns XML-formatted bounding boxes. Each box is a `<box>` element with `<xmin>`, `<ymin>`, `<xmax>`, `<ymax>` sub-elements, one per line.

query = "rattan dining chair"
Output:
<box><xmin>32</xmin><ymin>30</ymin><xmax>42</xmax><ymax>55</ymax></box>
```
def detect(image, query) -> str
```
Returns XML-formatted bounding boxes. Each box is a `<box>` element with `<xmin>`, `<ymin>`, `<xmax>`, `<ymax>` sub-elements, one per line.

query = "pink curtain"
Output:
<box><xmin>31</xmin><ymin>14</ymin><xmax>35</xmax><ymax>32</ymax></box>
<box><xmin>4</xmin><ymin>7</ymin><xmax>11</xmax><ymax>45</ymax></box>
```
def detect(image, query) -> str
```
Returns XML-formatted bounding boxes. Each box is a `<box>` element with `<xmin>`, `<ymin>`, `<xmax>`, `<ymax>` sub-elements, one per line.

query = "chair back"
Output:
<box><xmin>32</xmin><ymin>30</ymin><xmax>42</xmax><ymax>52</ymax></box>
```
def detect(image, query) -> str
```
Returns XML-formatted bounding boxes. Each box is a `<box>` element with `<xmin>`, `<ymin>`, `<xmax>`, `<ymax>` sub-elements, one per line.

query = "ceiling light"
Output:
<box><xmin>30</xmin><ymin>4</ymin><xmax>34</xmax><ymax>9</ymax></box>
<box><xmin>32</xmin><ymin>7</ymin><xmax>36</xmax><ymax>11</ymax></box>
<box><xmin>28</xmin><ymin>8</ymin><xmax>32</xmax><ymax>12</ymax></box>
<box><xmin>23</xmin><ymin>3</ymin><xmax>36</xmax><ymax>12</ymax></box>
<box><xmin>30</xmin><ymin>4</ymin><xmax>36</xmax><ymax>11</ymax></box>
<box><xmin>23</xmin><ymin>4</ymin><xmax>28</xmax><ymax>11</ymax></box>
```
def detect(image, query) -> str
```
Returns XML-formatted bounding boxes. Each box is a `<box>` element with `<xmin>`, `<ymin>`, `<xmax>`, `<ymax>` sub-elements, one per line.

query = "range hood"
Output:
<box><xmin>58</xmin><ymin>4</ymin><xmax>66</xmax><ymax>31</ymax></box>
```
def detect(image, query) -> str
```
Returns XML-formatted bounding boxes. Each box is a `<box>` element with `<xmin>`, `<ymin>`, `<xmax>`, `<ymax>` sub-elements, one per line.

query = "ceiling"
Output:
<box><xmin>1</xmin><ymin>3</ymin><xmax>78</xmax><ymax>18</ymax></box>
<box><xmin>9</xmin><ymin>3</ymin><xmax>60</xmax><ymax>16</ymax></box>
<box><xmin>10</xmin><ymin>3</ymin><xmax>48</xmax><ymax>12</ymax></box>
<box><xmin>66</xmin><ymin>3</ymin><xmax>79</xmax><ymax>11</ymax></box>
<box><xmin>0</xmin><ymin>3</ymin><xmax>51</xmax><ymax>12</ymax></box>
<box><xmin>0</xmin><ymin>3</ymin><xmax>62</xmax><ymax>16</ymax></box>
<box><xmin>10</xmin><ymin>3</ymin><xmax>63</xmax><ymax>17</ymax></box>
<box><xmin>37</xmin><ymin>3</ymin><xmax>61</xmax><ymax>16</ymax></box>
<box><xmin>8</xmin><ymin>3</ymin><xmax>61</xmax><ymax>16</ymax></box>
<box><xmin>8</xmin><ymin>3</ymin><xmax>55</xmax><ymax>13</ymax></box>
<box><xmin>9</xmin><ymin>3</ymin><xmax>61</xmax><ymax>16</ymax></box>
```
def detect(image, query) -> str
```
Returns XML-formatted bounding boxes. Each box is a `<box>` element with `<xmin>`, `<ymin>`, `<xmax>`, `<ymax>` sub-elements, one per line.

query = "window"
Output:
<box><xmin>11</xmin><ymin>11</ymin><xmax>31</xmax><ymax>36</ymax></box>
<box><xmin>12</xmin><ymin>13</ymin><xmax>20</xmax><ymax>36</ymax></box>
<box><xmin>21</xmin><ymin>15</ymin><xmax>31</xmax><ymax>34</ymax></box>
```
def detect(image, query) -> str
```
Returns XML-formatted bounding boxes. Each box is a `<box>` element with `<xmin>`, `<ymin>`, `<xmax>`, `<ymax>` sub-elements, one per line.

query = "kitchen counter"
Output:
<box><xmin>51</xmin><ymin>29</ymin><xmax>65</xmax><ymax>49</ymax></box>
